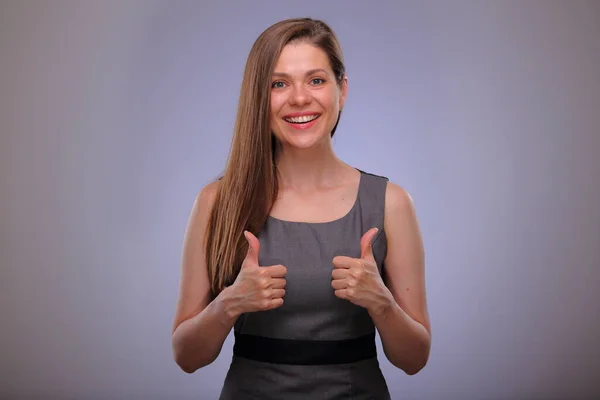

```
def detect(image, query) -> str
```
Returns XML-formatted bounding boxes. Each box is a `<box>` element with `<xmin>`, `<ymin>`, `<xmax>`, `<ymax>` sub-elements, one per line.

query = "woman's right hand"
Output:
<box><xmin>227</xmin><ymin>230</ymin><xmax>287</xmax><ymax>315</ymax></box>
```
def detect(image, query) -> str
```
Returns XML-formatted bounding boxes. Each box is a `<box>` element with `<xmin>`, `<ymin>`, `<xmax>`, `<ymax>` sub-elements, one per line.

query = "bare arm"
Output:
<box><xmin>371</xmin><ymin>182</ymin><xmax>431</xmax><ymax>375</ymax></box>
<box><xmin>171</xmin><ymin>181</ymin><xmax>238</xmax><ymax>373</ymax></box>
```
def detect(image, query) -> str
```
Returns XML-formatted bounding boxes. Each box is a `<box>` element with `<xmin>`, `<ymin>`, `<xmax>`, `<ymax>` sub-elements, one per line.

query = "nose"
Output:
<box><xmin>289</xmin><ymin>84</ymin><xmax>311</xmax><ymax>107</ymax></box>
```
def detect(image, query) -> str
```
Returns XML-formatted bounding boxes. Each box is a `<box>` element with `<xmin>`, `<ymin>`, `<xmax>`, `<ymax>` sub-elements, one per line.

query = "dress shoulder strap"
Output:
<box><xmin>355</xmin><ymin>168</ymin><xmax>389</xmax><ymax>270</ymax></box>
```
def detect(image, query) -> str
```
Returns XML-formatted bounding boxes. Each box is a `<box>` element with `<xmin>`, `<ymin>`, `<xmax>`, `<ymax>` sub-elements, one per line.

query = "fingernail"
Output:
<box><xmin>371</xmin><ymin>228</ymin><xmax>378</xmax><ymax>245</ymax></box>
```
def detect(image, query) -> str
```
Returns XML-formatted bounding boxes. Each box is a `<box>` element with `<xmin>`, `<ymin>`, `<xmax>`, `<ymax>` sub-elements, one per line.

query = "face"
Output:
<box><xmin>269</xmin><ymin>42</ymin><xmax>347</xmax><ymax>150</ymax></box>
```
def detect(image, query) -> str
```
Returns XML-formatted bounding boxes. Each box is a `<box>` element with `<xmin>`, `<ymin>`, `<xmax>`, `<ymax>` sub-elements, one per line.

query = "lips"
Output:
<box><xmin>283</xmin><ymin>114</ymin><xmax>321</xmax><ymax>124</ymax></box>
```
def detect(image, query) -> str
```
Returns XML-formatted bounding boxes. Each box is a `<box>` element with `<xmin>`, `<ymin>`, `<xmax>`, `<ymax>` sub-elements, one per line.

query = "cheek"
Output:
<box><xmin>269</xmin><ymin>97</ymin><xmax>283</xmax><ymax>136</ymax></box>
<box><xmin>320</xmin><ymin>89</ymin><xmax>338</xmax><ymax>110</ymax></box>
<box><xmin>269</xmin><ymin>96</ymin><xmax>284</xmax><ymax>120</ymax></box>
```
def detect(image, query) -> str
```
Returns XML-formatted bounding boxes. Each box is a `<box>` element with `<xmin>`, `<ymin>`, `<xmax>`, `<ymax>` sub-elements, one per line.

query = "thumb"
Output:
<box><xmin>360</xmin><ymin>227</ymin><xmax>378</xmax><ymax>261</ymax></box>
<box><xmin>243</xmin><ymin>230</ymin><xmax>260</xmax><ymax>267</ymax></box>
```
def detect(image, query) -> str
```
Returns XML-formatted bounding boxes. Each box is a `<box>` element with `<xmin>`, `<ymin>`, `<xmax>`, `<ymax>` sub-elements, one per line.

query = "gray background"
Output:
<box><xmin>1</xmin><ymin>1</ymin><xmax>599</xmax><ymax>399</ymax></box>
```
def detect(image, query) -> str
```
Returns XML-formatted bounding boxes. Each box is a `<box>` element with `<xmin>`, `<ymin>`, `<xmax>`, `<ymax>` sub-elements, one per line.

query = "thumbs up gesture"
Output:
<box><xmin>331</xmin><ymin>228</ymin><xmax>392</xmax><ymax>315</ymax></box>
<box><xmin>229</xmin><ymin>231</ymin><xmax>287</xmax><ymax>314</ymax></box>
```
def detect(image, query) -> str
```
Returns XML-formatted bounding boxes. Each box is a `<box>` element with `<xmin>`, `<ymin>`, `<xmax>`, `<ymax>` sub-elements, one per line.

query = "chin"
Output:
<box><xmin>276</xmin><ymin>130</ymin><xmax>329</xmax><ymax>150</ymax></box>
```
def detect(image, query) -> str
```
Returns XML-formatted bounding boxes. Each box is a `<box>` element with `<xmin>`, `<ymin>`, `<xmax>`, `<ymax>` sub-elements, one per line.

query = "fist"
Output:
<box><xmin>331</xmin><ymin>228</ymin><xmax>391</xmax><ymax>313</ymax></box>
<box><xmin>230</xmin><ymin>230</ymin><xmax>287</xmax><ymax>313</ymax></box>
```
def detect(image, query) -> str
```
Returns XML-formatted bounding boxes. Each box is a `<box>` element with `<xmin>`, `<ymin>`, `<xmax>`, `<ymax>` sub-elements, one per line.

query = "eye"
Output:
<box><xmin>272</xmin><ymin>81</ymin><xmax>285</xmax><ymax>89</ymax></box>
<box><xmin>311</xmin><ymin>78</ymin><xmax>325</xmax><ymax>85</ymax></box>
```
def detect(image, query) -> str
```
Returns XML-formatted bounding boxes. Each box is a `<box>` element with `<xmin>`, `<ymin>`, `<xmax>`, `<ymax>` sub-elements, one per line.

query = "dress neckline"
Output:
<box><xmin>267</xmin><ymin>169</ymin><xmax>363</xmax><ymax>226</ymax></box>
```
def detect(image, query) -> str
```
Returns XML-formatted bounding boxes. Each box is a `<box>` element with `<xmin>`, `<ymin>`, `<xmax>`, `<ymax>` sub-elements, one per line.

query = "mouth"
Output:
<box><xmin>283</xmin><ymin>114</ymin><xmax>321</xmax><ymax>124</ymax></box>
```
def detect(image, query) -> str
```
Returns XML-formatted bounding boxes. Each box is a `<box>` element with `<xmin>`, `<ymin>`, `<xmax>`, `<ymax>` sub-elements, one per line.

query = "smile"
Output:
<box><xmin>283</xmin><ymin>114</ymin><xmax>321</xmax><ymax>124</ymax></box>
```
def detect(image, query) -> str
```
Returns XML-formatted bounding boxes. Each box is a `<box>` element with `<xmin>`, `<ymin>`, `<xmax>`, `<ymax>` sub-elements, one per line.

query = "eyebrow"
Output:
<box><xmin>271</xmin><ymin>68</ymin><xmax>330</xmax><ymax>78</ymax></box>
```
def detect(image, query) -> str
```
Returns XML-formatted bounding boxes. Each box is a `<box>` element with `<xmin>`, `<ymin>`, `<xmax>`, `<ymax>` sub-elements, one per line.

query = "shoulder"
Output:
<box><xmin>194</xmin><ymin>179</ymin><xmax>221</xmax><ymax>210</ymax></box>
<box><xmin>384</xmin><ymin>181</ymin><xmax>416</xmax><ymax>218</ymax></box>
<box><xmin>199</xmin><ymin>179</ymin><xmax>221</xmax><ymax>201</ymax></box>
<box><xmin>186</xmin><ymin>179</ymin><xmax>221</xmax><ymax>229</ymax></box>
<box><xmin>356</xmin><ymin>168</ymin><xmax>414</xmax><ymax>216</ymax></box>
<box><xmin>382</xmin><ymin>181</ymin><xmax>423</xmax><ymax>263</ymax></box>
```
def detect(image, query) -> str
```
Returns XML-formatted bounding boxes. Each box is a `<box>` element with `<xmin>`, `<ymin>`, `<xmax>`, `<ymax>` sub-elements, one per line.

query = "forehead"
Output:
<box><xmin>273</xmin><ymin>42</ymin><xmax>331</xmax><ymax>74</ymax></box>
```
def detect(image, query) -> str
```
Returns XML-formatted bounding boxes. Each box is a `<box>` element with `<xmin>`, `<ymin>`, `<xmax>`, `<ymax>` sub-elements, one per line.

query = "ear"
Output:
<box><xmin>339</xmin><ymin>75</ymin><xmax>348</xmax><ymax>110</ymax></box>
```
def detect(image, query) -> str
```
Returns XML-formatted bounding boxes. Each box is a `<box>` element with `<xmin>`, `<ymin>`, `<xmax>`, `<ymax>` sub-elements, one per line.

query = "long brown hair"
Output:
<box><xmin>205</xmin><ymin>18</ymin><xmax>346</xmax><ymax>297</ymax></box>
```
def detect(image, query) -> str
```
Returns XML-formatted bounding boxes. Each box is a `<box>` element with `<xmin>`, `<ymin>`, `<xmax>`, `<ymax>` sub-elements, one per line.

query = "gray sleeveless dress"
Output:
<box><xmin>219</xmin><ymin>169</ymin><xmax>391</xmax><ymax>399</ymax></box>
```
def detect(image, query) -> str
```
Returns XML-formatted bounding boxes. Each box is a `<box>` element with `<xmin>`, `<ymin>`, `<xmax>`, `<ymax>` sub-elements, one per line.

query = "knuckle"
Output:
<box><xmin>346</xmin><ymin>288</ymin><xmax>356</xmax><ymax>298</ymax></box>
<box><xmin>258</xmin><ymin>268</ymin><xmax>268</xmax><ymax>277</ymax></box>
<box><xmin>353</xmin><ymin>269</ymin><xmax>364</xmax><ymax>279</ymax></box>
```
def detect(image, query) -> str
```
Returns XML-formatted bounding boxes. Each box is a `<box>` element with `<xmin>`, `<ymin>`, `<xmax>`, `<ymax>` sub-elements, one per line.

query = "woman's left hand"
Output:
<box><xmin>331</xmin><ymin>228</ymin><xmax>394</xmax><ymax>316</ymax></box>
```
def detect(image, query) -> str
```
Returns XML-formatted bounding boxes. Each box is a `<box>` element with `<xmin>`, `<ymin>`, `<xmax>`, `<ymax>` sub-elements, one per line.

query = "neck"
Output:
<box><xmin>274</xmin><ymin>139</ymin><xmax>349</xmax><ymax>191</ymax></box>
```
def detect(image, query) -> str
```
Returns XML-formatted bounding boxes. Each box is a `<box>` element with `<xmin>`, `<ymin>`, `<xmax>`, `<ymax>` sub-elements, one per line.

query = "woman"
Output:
<box><xmin>172</xmin><ymin>18</ymin><xmax>431</xmax><ymax>399</ymax></box>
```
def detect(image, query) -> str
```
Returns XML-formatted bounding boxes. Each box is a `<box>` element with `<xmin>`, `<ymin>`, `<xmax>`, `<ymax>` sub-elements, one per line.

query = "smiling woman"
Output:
<box><xmin>171</xmin><ymin>18</ymin><xmax>431</xmax><ymax>400</ymax></box>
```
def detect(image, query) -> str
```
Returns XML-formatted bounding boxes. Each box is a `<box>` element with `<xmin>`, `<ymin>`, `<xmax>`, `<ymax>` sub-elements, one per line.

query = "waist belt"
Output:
<box><xmin>233</xmin><ymin>331</ymin><xmax>377</xmax><ymax>365</ymax></box>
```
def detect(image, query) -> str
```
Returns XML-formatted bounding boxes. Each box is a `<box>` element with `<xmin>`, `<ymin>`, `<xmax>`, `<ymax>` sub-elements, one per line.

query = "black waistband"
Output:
<box><xmin>233</xmin><ymin>331</ymin><xmax>377</xmax><ymax>365</ymax></box>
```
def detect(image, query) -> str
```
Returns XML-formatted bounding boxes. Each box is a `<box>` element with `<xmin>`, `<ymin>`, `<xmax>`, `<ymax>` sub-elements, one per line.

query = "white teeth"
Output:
<box><xmin>284</xmin><ymin>114</ymin><xmax>320</xmax><ymax>123</ymax></box>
